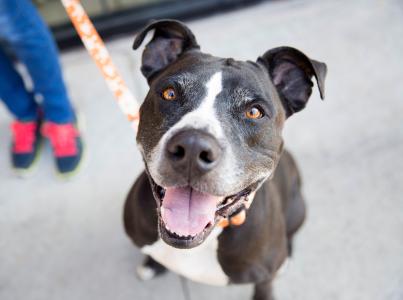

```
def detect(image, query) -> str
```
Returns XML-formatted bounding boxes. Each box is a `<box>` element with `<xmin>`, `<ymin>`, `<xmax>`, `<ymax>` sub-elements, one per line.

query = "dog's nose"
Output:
<box><xmin>166</xmin><ymin>130</ymin><xmax>222</xmax><ymax>175</ymax></box>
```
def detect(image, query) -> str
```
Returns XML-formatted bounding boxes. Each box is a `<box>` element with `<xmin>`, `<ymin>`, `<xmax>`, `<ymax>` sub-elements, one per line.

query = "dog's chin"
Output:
<box><xmin>147</xmin><ymin>175</ymin><xmax>257</xmax><ymax>249</ymax></box>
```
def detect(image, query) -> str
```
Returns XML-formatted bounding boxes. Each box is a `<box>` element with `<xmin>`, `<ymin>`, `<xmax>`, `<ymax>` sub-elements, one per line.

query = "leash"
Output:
<box><xmin>179</xmin><ymin>276</ymin><xmax>192</xmax><ymax>300</ymax></box>
<box><xmin>60</xmin><ymin>0</ymin><xmax>140</xmax><ymax>130</ymax></box>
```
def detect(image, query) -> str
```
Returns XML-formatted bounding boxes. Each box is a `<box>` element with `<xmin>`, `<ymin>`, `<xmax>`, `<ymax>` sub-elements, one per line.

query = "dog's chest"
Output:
<box><xmin>141</xmin><ymin>227</ymin><xmax>229</xmax><ymax>286</ymax></box>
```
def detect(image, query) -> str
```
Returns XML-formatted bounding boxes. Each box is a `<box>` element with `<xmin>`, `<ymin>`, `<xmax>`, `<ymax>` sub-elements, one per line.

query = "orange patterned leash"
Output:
<box><xmin>61</xmin><ymin>0</ymin><xmax>140</xmax><ymax>130</ymax></box>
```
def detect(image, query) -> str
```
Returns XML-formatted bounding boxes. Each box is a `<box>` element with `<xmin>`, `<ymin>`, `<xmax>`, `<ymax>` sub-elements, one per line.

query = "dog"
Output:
<box><xmin>123</xmin><ymin>19</ymin><xmax>327</xmax><ymax>300</ymax></box>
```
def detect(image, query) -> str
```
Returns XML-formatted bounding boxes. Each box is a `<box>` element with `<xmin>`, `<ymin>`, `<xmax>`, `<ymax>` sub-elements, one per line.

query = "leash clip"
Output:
<box><xmin>218</xmin><ymin>204</ymin><xmax>247</xmax><ymax>228</ymax></box>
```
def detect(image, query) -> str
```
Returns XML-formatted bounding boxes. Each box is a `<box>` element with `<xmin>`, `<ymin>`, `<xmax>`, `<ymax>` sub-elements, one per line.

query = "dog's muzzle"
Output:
<box><xmin>165</xmin><ymin>129</ymin><xmax>222</xmax><ymax>179</ymax></box>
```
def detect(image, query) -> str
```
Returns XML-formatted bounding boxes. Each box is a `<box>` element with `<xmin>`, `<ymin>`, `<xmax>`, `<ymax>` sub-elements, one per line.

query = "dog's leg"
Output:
<box><xmin>285</xmin><ymin>181</ymin><xmax>305</xmax><ymax>257</ymax></box>
<box><xmin>273</xmin><ymin>150</ymin><xmax>306</xmax><ymax>257</ymax></box>
<box><xmin>136</xmin><ymin>255</ymin><xmax>167</xmax><ymax>281</ymax></box>
<box><xmin>253</xmin><ymin>279</ymin><xmax>274</xmax><ymax>300</ymax></box>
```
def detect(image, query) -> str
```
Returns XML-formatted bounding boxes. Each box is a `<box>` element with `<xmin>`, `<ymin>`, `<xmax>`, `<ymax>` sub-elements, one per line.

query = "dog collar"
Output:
<box><xmin>218</xmin><ymin>191</ymin><xmax>256</xmax><ymax>228</ymax></box>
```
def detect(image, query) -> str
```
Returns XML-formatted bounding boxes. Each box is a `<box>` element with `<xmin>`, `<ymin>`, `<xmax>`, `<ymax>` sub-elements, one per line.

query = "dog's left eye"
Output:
<box><xmin>162</xmin><ymin>87</ymin><xmax>177</xmax><ymax>101</ymax></box>
<box><xmin>245</xmin><ymin>106</ymin><xmax>264</xmax><ymax>119</ymax></box>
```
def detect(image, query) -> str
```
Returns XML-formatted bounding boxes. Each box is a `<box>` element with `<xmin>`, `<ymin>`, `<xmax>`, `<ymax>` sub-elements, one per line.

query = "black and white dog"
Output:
<box><xmin>124</xmin><ymin>20</ymin><xmax>326</xmax><ymax>300</ymax></box>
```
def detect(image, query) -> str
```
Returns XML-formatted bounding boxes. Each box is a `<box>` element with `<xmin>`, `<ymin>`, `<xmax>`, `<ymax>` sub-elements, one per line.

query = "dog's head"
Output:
<box><xmin>133</xmin><ymin>20</ymin><xmax>326</xmax><ymax>249</ymax></box>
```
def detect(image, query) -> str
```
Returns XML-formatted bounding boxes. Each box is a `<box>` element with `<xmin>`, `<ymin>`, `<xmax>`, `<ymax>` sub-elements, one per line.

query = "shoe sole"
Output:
<box><xmin>55</xmin><ymin>142</ymin><xmax>86</xmax><ymax>180</ymax></box>
<box><xmin>54</xmin><ymin>112</ymin><xmax>86</xmax><ymax>179</ymax></box>
<box><xmin>12</xmin><ymin>138</ymin><xmax>43</xmax><ymax>179</ymax></box>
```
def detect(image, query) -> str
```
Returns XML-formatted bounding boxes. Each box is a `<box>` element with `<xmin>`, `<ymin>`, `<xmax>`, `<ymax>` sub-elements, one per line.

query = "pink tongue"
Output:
<box><xmin>161</xmin><ymin>187</ymin><xmax>219</xmax><ymax>237</ymax></box>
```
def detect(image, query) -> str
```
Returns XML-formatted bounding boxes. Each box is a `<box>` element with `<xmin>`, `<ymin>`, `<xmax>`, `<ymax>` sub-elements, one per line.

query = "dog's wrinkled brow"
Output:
<box><xmin>230</xmin><ymin>88</ymin><xmax>260</xmax><ymax>107</ymax></box>
<box><xmin>174</xmin><ymin>73</ymin><xmax>198</xmax><ymax>87</ymax></box>
<box><xmin>157</xmin><ymin>73</ymin><xmax>196</xmax><ymax>88</ymax></box>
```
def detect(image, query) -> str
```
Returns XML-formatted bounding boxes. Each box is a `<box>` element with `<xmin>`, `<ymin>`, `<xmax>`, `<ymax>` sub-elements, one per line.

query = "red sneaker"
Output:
<box><xmin>42</xmin><ymin>121</ymin><xmax>83</xmax><ymax>175</ymax></box>
<box><xmin>11</xmin><ymin>120</ymin><xmax>42</xmax><ymax>172</ymax></box>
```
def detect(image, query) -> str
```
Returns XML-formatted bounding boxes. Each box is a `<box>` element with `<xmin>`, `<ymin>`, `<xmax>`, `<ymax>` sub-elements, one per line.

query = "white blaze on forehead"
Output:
<box><xmin>202</xmin><ymin>71</ymin><xmax>223</xmax><ymax>119</ymax></box>
<box><xmin>165</xmin><ymin>71</ymin><xmax>223</xmax><ymax>138</ymax></box>
<box><xmin>175</xmin><ymin>72</ymin><xmax>222</xmax><ymax>136</ymax></box>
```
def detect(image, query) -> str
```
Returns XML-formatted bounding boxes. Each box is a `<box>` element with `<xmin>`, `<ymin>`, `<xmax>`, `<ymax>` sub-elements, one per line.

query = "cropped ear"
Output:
<box><xmin>133</xmin><ymin>19</ymin><xmax>200</xmax><ymax>82</ymax></box>
<box><xmin>258</xmin><ymin>47</ymin><xmax>327</xmax><ymax>117</ymax></box>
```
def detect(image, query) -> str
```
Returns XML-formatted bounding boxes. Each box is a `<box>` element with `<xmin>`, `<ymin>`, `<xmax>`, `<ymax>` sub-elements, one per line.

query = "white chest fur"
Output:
<box><xmin>141</xmin><ymin>227</ymin><xmax>229</xmax><ymax>286</ymax></box>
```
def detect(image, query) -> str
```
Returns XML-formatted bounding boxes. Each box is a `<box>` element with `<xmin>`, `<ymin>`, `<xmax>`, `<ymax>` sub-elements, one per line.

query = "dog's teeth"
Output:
<box><xmin>164</xmin><ymin>226</ymin><xmax>197</xmax><ymax>238</ymax></box>
<box><xmin>160</xmin><ymin>206</ymin><xmax>165</xmax><ymax>215</ymax></box>
<box><xmin>225</xmin><ymin>197</ymin><xmax>235</xmax><ymax>205</ymax></box>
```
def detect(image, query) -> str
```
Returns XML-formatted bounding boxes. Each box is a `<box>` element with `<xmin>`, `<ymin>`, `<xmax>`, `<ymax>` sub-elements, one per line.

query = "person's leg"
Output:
<box><xmin>0</xmin><ymin>46</ymin><xmax>42</xmax><ymax>172</ymax></box>
<box><xmin>0</xmin><ymin>45</ymin><xmax>38</xmax><ymax>120</ymax></box>
<box><xmin>0</xmin><ymin>1</ymin><xmax>82</xmax><ymax>175</ymax></box>
<box><xmin>0</xmin><ymin>0</ymin><xmax>74</xmax><ymax>123</ymax></box>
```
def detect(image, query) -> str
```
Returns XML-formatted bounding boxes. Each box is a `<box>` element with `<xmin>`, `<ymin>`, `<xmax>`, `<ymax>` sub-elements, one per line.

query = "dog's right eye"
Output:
<box><xmin>245</xmin><ymin>105</ymin><xmax>264</xmax><ymax>119</ymax></box>
<box><xmin>162</xmin><ymin>87</ymin><xmax>177</xmax><ymax>101</ymax></box>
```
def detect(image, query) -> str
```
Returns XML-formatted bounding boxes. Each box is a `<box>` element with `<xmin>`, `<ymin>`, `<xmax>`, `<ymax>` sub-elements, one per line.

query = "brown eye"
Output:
<box><xmin>245</xmin><ymin>106</ymin><xmax>264</xmax><ymax>119</ymax></box>
<box><xmin>162</xmin><ymin>87</ymin><xmax>176</xmax><ymax>101</ymax></box>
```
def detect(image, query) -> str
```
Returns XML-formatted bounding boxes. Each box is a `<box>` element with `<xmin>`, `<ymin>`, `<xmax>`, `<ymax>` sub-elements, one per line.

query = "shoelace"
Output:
<box><xmin>11</xmin><ymin>121</ymin><xmax>37</xmax><ymax>153</ymax></box>
<box><xmin>42</xmin><ymin>122</ymin><xmax>78</xmax><ymax>157</ymax></box>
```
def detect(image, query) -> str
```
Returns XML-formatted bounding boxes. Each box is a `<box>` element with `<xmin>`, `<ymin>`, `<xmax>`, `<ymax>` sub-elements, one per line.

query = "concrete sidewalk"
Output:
<box><xmin>1</xmin><ymin>0</ymin><xmax>402</xmax><ymax>299</ymax></box>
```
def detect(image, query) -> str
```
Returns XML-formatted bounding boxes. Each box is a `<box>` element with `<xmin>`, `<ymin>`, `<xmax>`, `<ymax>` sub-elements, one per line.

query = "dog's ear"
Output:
<box><xmin>258</xmin><ymin>47</ymin><xmax>327</xmax><ymax>117</ymax></box>
<box><xmin>133</xmin><ymin>19</ymin><xmax>200</xmax><ymax>82</ymax></box>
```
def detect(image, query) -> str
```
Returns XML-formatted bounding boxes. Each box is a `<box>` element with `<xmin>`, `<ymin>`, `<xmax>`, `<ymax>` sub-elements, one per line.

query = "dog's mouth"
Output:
<box><xmin>150</xmin><ymin>178</ymin><xmax>255</xmax><ymax>249</ymax></box>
